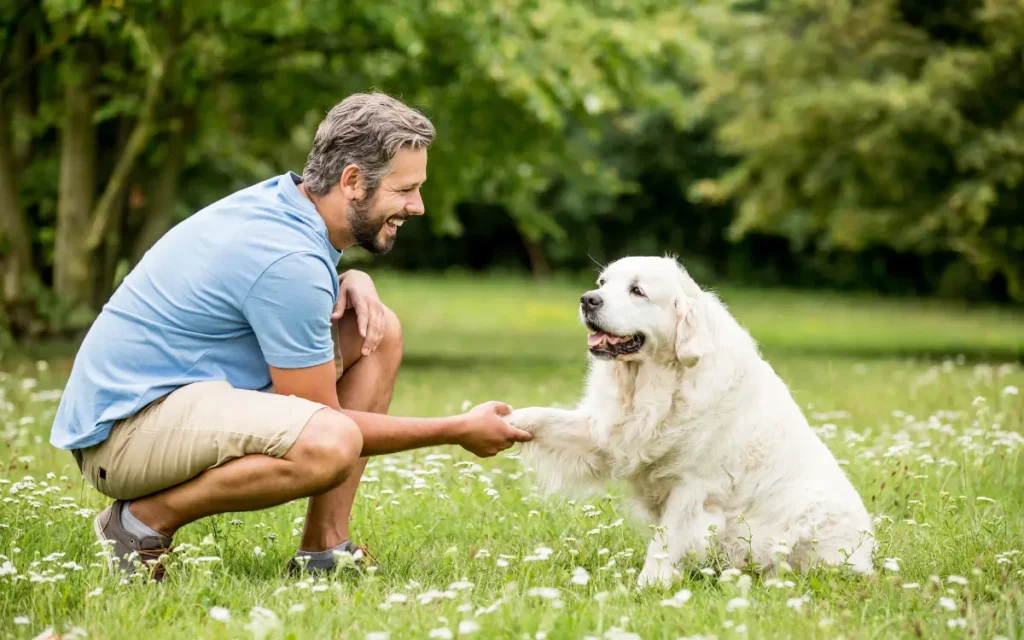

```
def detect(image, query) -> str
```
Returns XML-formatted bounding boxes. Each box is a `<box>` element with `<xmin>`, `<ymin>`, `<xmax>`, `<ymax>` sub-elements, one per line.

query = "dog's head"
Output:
<box><xmin>580</xmin><ymin>256</ymin><xmax>713</xmax><ymax>367</ymax></box>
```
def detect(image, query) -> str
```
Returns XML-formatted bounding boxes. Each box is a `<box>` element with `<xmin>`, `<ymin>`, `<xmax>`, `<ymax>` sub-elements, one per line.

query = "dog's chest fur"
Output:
<box><xmin>586</xmin><ymin>361</ymin><xmax>720</xmax><ymax>478</ymax></box>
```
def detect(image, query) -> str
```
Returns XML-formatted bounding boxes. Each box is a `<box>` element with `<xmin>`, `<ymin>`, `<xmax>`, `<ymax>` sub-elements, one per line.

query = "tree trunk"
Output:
<box><xmin>54</xmin><ymin>42</ymin><xmax>98</xmax><ymax>307</ymax></box>
<box><xmin>0</xmin><ymin>100</ymin><xmax>33</xmax><ymax>310</ymax></box>
<box><xmin>521</xmin><ymin>233</ymin><xmax>553</xmax><ymax>279</ymax></box>
<box><xmin>131</xmin><ymin>119</ymin><xmax>186</xmax><ymax>265</ymax></box>
<box><xmin>91</xmin><ymin>117</ymin><xmax>133</xmax><ymax>309</ymax></box>
<box><xmin>11</xmin><ymin>21</ymin><xmax>35</xmax><ymax>168</ymax></box>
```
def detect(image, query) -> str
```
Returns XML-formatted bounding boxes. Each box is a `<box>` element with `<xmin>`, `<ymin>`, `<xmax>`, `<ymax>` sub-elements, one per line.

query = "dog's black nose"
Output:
<box><xmin>580</xmin><ymin>292</ymin><xmax>603</xmax><ymax>310</ymax></box>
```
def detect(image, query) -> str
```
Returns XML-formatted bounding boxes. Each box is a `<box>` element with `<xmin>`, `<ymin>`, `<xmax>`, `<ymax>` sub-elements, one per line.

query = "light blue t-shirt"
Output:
<box><xmin>50</xmin><ymin>172</ymin><xmax>343</xmax><ymax>450</ymax></box>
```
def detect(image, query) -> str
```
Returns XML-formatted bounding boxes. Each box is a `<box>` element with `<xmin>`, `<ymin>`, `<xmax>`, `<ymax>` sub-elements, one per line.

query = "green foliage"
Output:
<box><xmin>693</xmin><ymin>0</ymin><xmax>1024</xmax><ymax>299</ymax></box>
<box><xmin>3</xmin><ymin>0</ymin><xmax>1024</xmax><ymax>340</ymax></box>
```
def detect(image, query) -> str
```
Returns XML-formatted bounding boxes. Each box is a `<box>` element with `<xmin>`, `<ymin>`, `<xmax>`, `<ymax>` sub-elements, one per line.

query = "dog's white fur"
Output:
<box><xmin>506</xmin><ymin>256</ymin><xmax>874</xmax><ymax>588</ymax></box>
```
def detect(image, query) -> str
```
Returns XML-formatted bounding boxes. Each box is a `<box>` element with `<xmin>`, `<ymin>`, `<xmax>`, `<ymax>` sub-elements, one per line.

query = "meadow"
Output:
<box><xmin>1</xmin><ymin>272</ymin><xmax>1023</xmax><ymax>639</ymax></box>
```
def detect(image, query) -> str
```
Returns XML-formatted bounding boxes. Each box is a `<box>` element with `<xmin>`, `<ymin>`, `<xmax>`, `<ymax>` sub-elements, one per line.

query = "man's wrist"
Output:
<box><xmin>440</xmin><ymin>414</ymin><xmax>468</xmax><ymax>446</ymax></box>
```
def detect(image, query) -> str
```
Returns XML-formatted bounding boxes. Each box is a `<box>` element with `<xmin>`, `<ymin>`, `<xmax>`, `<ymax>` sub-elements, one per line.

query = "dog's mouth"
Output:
<box><xmin>586</xmin><ymin>327</ymin><xmax>646</xmax><ymax>358</ymax></box>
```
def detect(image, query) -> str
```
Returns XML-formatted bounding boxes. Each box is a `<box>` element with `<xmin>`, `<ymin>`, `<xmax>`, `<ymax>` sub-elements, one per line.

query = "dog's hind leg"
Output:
<box><xmin>637</xmin><ymin>484</ymin><xmax>724</xmax><ymax>588</ymax></box>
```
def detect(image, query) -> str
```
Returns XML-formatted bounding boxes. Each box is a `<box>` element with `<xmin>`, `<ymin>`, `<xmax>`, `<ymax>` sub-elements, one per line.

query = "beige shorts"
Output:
<box><xmin>77</xmin><ymin>326</ymin><xmax>348</xmax><ymax>500</ymax></box>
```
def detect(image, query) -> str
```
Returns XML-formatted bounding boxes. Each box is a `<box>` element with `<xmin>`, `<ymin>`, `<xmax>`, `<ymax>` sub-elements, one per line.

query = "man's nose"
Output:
<box><xmin>580</xmin><ymin>292</ymin><xmax>603</xmax><ymax>311</ymax></box>
<box><xmin>406</xmin><ymin>190</ymin><xmax>425</xmax><ymax>216</ymax></box>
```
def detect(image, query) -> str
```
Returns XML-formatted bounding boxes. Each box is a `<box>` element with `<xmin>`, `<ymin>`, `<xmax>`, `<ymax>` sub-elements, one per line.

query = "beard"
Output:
<box><xmin>348</xmin><ymin>191</ymin><xmax>398</xmax><ymax>255</ymax></box>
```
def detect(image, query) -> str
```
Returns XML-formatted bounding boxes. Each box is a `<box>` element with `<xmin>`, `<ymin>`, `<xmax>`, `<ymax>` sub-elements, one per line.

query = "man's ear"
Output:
<box><xmin>674</xmin><ymin>299</ymin><xmax>713</xmax><ymax>368</ymax></box>
<box><xmin>340</xmin><ymin>163</ymin><xmax>365</xmax><ymax>200</ymax></box>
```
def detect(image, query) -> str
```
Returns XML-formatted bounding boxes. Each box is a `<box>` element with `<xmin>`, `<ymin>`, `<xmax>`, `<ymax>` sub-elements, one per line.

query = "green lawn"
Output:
<box><xmin>2</xmin><ymin>273</ymin><xmax>1023</xmax><ymax>639</ymax></box>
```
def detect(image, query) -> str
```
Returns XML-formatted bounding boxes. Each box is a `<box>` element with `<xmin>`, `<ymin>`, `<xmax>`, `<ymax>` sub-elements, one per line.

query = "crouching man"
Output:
<box><xmin>49</xmin><ymin>92</ymin><xmax>531</xmax><ymax>581</ymax></box>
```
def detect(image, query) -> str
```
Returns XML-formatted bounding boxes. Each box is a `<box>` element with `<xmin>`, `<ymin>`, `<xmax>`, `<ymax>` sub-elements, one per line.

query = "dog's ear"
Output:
<box><xmin>673</xmin><ymin>264</ymin><xmax>713</xmax><ymax>367</ymax></box>
<box><xmin>674</xmin><ymin>301</ymin><xmax>712</xmax><ymax>367</ymax></box>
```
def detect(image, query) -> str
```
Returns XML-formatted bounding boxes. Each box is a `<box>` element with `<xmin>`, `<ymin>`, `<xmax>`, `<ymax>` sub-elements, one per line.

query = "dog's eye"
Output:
<box><xmin>630</xmin><ymin>286</ymin><xmax>646</xmax><ymax>298</ymax></box>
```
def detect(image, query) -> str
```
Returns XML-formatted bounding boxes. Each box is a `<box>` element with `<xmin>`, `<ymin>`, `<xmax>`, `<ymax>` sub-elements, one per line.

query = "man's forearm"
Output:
<box><xmin>337</xmin><ymin>409</ymin><xmax>466</xmax><ymax>457</ymax></box>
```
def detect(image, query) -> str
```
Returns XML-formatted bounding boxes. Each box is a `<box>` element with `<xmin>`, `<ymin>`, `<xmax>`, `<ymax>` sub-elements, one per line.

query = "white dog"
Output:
<box><xmin>506</xmin><ymin>256</ymin><xmax>874</xmax><ymax>588</ymax></box>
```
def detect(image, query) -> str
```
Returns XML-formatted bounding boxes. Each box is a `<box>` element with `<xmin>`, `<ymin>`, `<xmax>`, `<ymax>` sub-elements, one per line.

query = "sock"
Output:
<box><xmin>294</xmin><ymin>540</ymin><xmax>355</xmax><ymax>569</ymax></box>
<box><xmin>120</xmin><ymin>501</ymin><xmax>168</xmax><ymax>540</ymax></box>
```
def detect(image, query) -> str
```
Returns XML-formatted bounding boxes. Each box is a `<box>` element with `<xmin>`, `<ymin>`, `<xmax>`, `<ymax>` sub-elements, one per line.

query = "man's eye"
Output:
<box><xmin>630</xmin><ymin>286</ymin><xmax>645</xmax><ymax>297</ymax></box>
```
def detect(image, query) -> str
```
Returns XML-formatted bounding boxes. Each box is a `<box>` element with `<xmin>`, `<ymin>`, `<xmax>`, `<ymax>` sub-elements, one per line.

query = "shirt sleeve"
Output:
<box><xmin>242</xmin><ymin>252</ymin><xmax>337</xmax><ymax>369</ymax></box>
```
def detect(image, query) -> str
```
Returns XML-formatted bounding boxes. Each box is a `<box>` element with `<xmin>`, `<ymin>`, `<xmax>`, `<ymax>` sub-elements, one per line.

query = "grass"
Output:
<box><xmin>2</xmin><ymin>272</ymin><xmax>1023</xmax><ymax>639</ymax></box>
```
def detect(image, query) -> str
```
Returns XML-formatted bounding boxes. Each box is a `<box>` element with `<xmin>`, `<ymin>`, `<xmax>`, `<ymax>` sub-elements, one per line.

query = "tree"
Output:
<box><xmin>0</xmin><ymin>0</ymin><xmax>703</xmax><ymax>338</ymax></box>
<box><xmin>692</xmin><ymin>0</ymin><xmax>1024</xmax><ymax>300</ymax></box>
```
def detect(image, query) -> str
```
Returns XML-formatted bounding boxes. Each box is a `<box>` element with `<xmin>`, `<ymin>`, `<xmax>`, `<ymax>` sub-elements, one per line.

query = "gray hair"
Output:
<box><xmin>302</xmin><ymin>92</ymin><xmax>435</xmax><ymax>197</ymax></box>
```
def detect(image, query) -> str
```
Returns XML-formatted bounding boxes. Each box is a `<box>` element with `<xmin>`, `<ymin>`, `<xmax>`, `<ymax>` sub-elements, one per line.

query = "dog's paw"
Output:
<box><xmin>504</xmin><ymin>407</ymin><xmax>549</xmax><ymax>434</ymax></box>
<box><xmin>636</xmin><ymin>560</ymin><xmax>676</xmax><ymax>589</ymax></box>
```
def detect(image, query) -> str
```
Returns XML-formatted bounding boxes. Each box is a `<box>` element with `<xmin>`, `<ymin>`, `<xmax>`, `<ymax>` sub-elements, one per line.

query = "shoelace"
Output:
<box><xmin>138</xmin><ymin>545</ymin><xmax>175</xmax><ymax>580</ymax></box>
<box><xmin>355</xmin><ymin>544</ymin><xmax>378</xmax><ymax>565</ymax></box>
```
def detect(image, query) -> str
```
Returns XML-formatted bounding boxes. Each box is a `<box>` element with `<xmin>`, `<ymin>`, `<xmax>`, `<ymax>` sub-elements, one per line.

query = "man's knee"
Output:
<box><xmin>379</xmin><ymin>305</ymin><xmax>403</xmax><ymax>363</ymax></box>
<box><xmin>288</xmin><ymin>409</ymin><xmax>363</xmax><ymax>493</ymax></box>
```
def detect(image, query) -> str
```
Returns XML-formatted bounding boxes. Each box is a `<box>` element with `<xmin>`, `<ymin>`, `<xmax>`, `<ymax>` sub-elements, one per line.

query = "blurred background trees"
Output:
<box><xmin>1</xmin><ymin>0</ymin><xmax>1022</xmax><ymax>339</ymax></box>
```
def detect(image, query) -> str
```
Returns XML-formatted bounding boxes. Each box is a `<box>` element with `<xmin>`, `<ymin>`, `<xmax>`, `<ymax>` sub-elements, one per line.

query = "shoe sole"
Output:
<box><xmin>92</xmin><ymin>509</ymin><xmax>114</xmax><ymax>570</ymax></box>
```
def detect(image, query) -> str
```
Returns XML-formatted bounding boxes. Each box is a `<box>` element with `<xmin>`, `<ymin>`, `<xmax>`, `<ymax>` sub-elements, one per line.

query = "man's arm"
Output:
<box><xmin>269</xmin><ymin>361</ymin><xmax>530</xmax><ymax>457</ymax></box>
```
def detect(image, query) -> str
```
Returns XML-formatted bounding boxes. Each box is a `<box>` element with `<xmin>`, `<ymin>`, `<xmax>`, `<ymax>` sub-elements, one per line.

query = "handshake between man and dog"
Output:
<box><xmin>504</xmin><ymin>256</ymin><xmax>875</xmax><ymax>588</ymax></box>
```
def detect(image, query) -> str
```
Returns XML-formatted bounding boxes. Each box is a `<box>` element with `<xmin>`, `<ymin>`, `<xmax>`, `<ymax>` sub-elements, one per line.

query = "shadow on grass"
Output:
<box><xmin>400</xmin><ymin>345</ymin><xmax>1023</xmax><ymax>370</ymax></box>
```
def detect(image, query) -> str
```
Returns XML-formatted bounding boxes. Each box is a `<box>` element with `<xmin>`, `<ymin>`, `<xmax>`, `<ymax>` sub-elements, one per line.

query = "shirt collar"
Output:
<box><xmin>280</xmin><ymin>171</ymin><xmax>343</xmax><ymax>264</ymax></box>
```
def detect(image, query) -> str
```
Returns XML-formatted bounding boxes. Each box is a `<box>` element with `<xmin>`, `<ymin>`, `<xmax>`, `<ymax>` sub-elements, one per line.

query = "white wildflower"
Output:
<box><xmin>939</xmin><ymin>597</ymin><xmax>957</xmax><ymax>611</ymax></box>
<box><xmin>883</xmin><ymin>558</ymin><xmax>900</xmax><ymax>572</ymax></box>
<box><xmin>571</xmin><ymin>567</ymin><xmax>590</xmax><ymax>586</ymax></box>
<box><xmin>787</xmin><ymin>595</ymin><xmax>810</xmax><ymax>612</ymax></box>
<box><xmin>946</xmin><ymin>575</ymin><xmax>969</xmax><ymax>585</ymax></box>
<box><xmin>209</xmin><ymin>606</ymin><xmax>231</xmax><ymax>622</ymax></box>
<box><xmin>449</xmin><ymin>580</ymin><xmax>473</xmax><ymax>591</ymax></box>
<box><xmin>87</xmin><ymin>587</ymin><xmax>103</xmax><ymax>597</ymax></box>
<box><xmin>417</xmin><ymin>590</ymin><xmax>457</xmax><ymax>605</ymax></box>
<box><xmin>14</xmin><ymin>616</ymin><xmax>29</xmax><ymax>625</ymax></box>
<box><xmin>947</xmin><ymin>618</ymin><xmax>967</xmax><ymax>629</ymax></box>
<box><xmin>458</xmin><ymin>620</ymin><xmax>481</xmax><ymax>635</ymax></box>
<box><xmin>527</xmin><ymin>587</ymin><xmax>561</xmax><ymax>600</ymax></box>
<box><xmin>1002</xmin><ymin>385</ymin><xmax>1019</xmax><ymax>396</ymax></box>
<box><xmin>288</xmin><ymin>604</ymin><xmax>306</xmax><ymax>614</ymax></box>
<box><xmin>659</xmin><ymin>589</ymin><xmax>692</xmax><ymax>608</ymax></box>
<box><xmin>719</xmin><ymin>567</ymin><xmax>742</xmax><ymax>582</ymax></box>
<box><xmin>726</xmin><ymin>597</ymin><xmax>750</xmax><ymax>612</ymax></box>
<box><xmin>602</xmin><ymin>627</ymin><xmax>640</xmax><ymax>640</ymax></box>
<box><xmin>737</xmin><ymin>573</ymin><xmax>752</xmax><ymax>595</ymax></box>
<box><xmin>428</xmin><ymin>628</ymin><xmax>453</xmax><ymax>639</ymax></box>
<box><xmin>246</xmin><ymin>607</ymin><xmax>281</xmax><ymax>640</ymax></box>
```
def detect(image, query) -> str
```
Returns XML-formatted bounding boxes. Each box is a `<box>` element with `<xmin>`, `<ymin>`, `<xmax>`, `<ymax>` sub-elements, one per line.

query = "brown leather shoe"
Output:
<box><xmin>93</xmin><ymin>500</ymin><xmax>174</xmax><ymax>581</ymax></box>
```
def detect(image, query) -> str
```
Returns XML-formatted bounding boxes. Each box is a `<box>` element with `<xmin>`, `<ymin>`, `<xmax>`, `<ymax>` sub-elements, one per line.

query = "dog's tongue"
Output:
<box><xmin>588</xmin><ymin>332</ymin><xmax>623</xmax><ymax>347</ymax></box>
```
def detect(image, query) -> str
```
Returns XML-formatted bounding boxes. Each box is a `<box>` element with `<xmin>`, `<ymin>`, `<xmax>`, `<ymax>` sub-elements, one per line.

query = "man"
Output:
<box><xmin>50</xmin><ymin>92</ymin><xmax>532</xmax><ymax>581</ymax></box>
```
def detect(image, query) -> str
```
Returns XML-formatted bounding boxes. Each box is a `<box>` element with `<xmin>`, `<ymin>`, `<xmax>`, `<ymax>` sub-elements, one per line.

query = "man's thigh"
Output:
<box><xmin>79</xmin><ymin>380</ymin><xmax>327</xmax><ymax>500</ymax></box>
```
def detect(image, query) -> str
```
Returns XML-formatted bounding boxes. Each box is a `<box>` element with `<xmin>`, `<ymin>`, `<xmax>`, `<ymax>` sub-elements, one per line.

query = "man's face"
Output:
<box><xmin>349</xmin><ymin>147</ymin><xmax>427</xmax><ymax>255</ymax></box>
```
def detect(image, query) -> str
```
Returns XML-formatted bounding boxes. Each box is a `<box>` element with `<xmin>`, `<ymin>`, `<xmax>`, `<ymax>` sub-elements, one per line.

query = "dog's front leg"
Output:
<box><xmin>505</xmin><ymin>407</ymin><xmax>604</xmax><ymax>495</ymax></box>
<box><xmin>637</xmin><ymin>484</ymin><xmax>724</xmax><ymax>589</ymax></box>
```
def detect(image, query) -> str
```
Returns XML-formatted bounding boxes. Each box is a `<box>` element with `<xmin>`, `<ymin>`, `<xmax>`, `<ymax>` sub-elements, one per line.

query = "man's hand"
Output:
<box><xmin>452</xmin><ymin>401</ymin><xmax>533</xmax><ymax>457</ymax></box>
<box><xmin>335</xmin><ymin>270</ymin><xmax>386</xmax><ymax>357</ymax></box>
